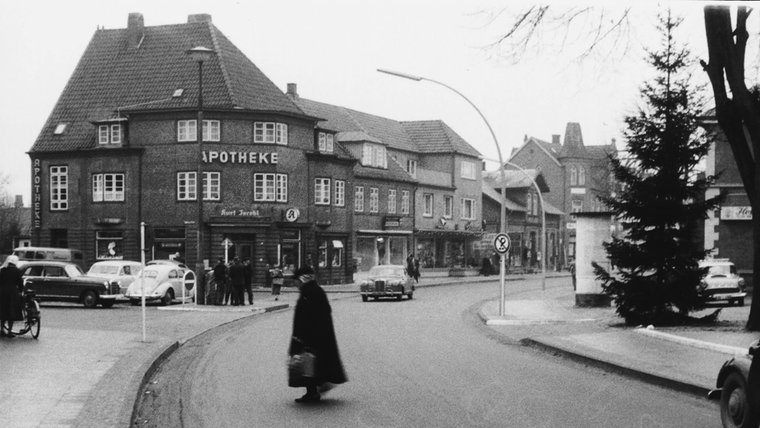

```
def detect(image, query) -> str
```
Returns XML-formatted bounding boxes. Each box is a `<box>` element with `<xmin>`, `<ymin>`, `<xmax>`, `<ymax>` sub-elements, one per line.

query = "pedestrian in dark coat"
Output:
<box><xmin>243</xmin><ymin>257</ymin><xmax>253</xmax><ymax>305</ymax></box>
<box><xmin>0</xmin><ymin>255</ymin><xmax>24</xmax><ymax>337</ymax></box>
<box><xmin>212</xmin><ymin>258</ymin><xmax>228</xmax><ymax>305</ymax></box>
<box><xmin>289</xmin><ymin>265</ymin><xmax>347</xmax><ymax>403</ymax></box>
<box><xmin>228</xmin><ymin>257</ymin><xmax>246</xmax><ymax>306</ymax></box>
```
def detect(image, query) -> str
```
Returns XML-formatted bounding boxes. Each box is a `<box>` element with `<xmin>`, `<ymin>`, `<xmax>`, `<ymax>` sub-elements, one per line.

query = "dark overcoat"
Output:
<box><xmin>289</xmin><ymin>279</ymin><xmax>347</xmax><ymax>386</ymax></box>
<box><xmin>0</xmin><ymin>264</ymin><xmax>24</xmax><ymax>321</ymax></box>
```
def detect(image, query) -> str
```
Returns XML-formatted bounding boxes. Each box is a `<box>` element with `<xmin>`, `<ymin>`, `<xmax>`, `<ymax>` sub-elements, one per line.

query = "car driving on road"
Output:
<box><xmin>18</xmin><ymin>261</ymin><xmax>120</xmax><ymax>308</ymax></box>
<box><xmin>358</xmin><ymin>264</ymin><xmax>415</xmax><ymax>301</ymax></box>
<box><xmin>86</xmin><ymin>260</ymin><xmax>144</xmax><ymax>295</ymax></box>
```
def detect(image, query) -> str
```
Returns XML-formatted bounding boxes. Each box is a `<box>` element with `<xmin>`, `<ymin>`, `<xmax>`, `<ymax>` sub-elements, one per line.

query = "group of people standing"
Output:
<box><xmin>211</xmin><ymin>257</ymin><xmax>255</xmax><ymax>306</ymax></box>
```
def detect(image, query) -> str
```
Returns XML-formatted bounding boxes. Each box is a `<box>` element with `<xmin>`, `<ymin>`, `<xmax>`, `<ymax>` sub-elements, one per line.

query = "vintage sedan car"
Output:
<box><xmin>709</xmin><ymin>340</ymin><xmax>760</xmax><ymax>428</ymax></box>
<box><xmin>700</xmin><ymin>258</ymin><xmax>747</xmax><ymax>306</ymax></box>
<box><xmin>125</xmin><ymin>264</ymin><xmax>195</xmax><ymax>305</ymax></box>
<box><xmin>17</xmin><ymin>261</ymin><xmax>120</xmax><ymax>308</ymax></box>
<box><xmin>146</xmin><ymin>259</ymin><xmax>189</xmax><ymax>271</ymax></box>
<box><xmin>86</xmin><ymin>260</ymin><xmax>143</xmax><ymax>295</ymax></box>
<box><xmin>357</xmin><ymin>264</ymin><xmax>415</xmax><ymax>301</ymax></box>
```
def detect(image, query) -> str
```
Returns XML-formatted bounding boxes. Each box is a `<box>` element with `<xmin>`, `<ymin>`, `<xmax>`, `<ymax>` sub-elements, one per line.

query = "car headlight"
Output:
<box><xmin>739</xmin><ymin>279</ymin><xmax>746</xmax><ymax>288</ymax></box>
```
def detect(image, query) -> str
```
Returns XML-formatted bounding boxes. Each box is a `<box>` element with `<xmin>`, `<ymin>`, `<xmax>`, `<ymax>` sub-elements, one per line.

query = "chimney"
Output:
<box><xmin>14</xmin><ymin>195</ymin><xmax>23</xmax><ymax>208</ymax></box>
<box><xmin>127</xmin><ymin>13</ymin><xmax>144</xmax><ymax>49</ymax></box>
<box><xmin>552</xmin><ymin>134</ymin><xmax>560</xmax><ymax>145</ymax></box>
<box><xmin>188</xmin><ymin>14</ymin><xmax>212</xmax><ymax>24</ymax></box>
<box><xmin>286</xmin><ymin>83</ymin><xmax>299</xmax><ymax>98</ymax></box>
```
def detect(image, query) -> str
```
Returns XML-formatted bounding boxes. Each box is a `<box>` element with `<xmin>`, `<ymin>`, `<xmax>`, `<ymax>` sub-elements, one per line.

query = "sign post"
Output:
<box><xmin>222</xmin><ymin>238</ymin><xmax>233</xmax><ymax>264</ymax></box>
<box><xmin>493</xmin><ymin>233</ymin><xmax>511</xmax><ymax>317</ymax></box>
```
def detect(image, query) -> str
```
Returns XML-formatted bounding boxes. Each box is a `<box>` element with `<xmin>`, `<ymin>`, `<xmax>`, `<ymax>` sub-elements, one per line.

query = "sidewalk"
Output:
<box><xmin>478</xmin><ymin>283</ymin><xmax>760</xmax><ymax>397</ymax></box>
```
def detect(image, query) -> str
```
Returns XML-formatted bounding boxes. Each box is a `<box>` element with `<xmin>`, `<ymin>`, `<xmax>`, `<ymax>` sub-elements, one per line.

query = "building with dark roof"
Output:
<box><xmin>506</xmin><ymin>122</ymin><xmax>617</xmax><ymax>266</ymax></box>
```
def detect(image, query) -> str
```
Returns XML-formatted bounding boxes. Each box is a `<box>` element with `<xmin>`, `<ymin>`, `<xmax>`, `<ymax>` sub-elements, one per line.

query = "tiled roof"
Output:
<box><xmin>354</xmin><ymin>156</ymin><xmax>417</xmax><ymax>183</ymax></box>
<box><xmin>482</xmin><ymin>180</ymin><xmax>565</xmax><ymax>215</ymax></box>
<box><xmin>400</xmin><ymin>120</ymin><xmax>481</xmax><ymax>158</ymax></box>
<box><xmin>482</xmin><ymin>169</ymin><xmax>550</xmax><ymax>193</ymax></box>
<box><xmin>32</xmin><ymin>15</ymin><xmax>305</xmax><ymax>153</ymax></box>
<box><xmin>292</xmin><ymin>97</ymin><xmax>417</xmax><ymax>152</ymax></box>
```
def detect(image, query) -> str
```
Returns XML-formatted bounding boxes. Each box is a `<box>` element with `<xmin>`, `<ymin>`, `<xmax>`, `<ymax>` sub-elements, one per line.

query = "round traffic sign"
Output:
<box><xmin>493</xmin><ymin>233</ymin><xmax>511</xmax><ymax>254</ymax></box>
<box><xmin>183</xmin><ymin>270</ymin><xmax>196</xmax><ymax>291</ymax></box>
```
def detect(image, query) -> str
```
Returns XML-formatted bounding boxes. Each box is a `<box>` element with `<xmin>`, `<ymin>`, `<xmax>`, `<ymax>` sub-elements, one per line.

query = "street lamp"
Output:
<box><xmin>377</xmin><ymin>68</ymin><xmax>511</xmax><ymax>315</ymax></box>
<box><xmin>187</xmin><ymin>46</ymin><xmax>215</xmax><ymax>305</ymax></box>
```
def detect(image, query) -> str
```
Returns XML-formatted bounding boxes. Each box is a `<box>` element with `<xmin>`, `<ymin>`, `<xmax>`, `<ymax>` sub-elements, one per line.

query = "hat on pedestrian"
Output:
<box><xmin>4</xmin><ymin>255</ymin><xmax>19</xmax><ymax>266</ymax></box>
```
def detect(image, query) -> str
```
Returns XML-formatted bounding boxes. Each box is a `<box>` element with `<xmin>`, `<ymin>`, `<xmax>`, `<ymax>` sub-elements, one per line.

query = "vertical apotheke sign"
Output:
<box><xmin>32</xmin><ymin>158</ymin><xmax>41</xmax><ymax>228</ymax></box>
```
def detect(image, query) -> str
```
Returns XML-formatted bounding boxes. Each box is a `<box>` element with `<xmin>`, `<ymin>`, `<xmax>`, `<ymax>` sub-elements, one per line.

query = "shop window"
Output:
<box><xmin>96</xmin><ymin>231</ymin><xmax>124</xmax><ymax>260</ymax></box>
<box><xmin>50</xmin><ymin>166</ymin><xmax>68</xmax><ymax>211</ymax></box>
<box><xmin>331</xmin><ymin>240</ymin><xmax>344</xmax><ymax>267</ymax></box>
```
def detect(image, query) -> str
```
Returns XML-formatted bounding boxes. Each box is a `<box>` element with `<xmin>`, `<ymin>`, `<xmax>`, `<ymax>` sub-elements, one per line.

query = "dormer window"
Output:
<box><xmin>318</xmin><ymin>132</ymin><xmax>334</xmax><ymax>153</ymax></box>
<box><xmin>54</xmin><ymin>123</ymin><xmax>67</xmax><ymax>135</ymax></box>
<box><xmin>99</xmin><ymin>124</ymin><xmax>123</xmax><ymax>145</ymax></box>
<box><xmin>173</xmin><ymin>88</ymin><xmax>184</xmax><ymax>98</ymax></box>
<box><xmin>361</xmin><ymin>143</ymin><xmax>387</xmax><ymax>168</ymax></box>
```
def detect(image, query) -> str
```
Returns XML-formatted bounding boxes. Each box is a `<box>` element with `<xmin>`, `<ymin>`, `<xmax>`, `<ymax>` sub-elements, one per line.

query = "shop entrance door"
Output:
<box><xmin>226</xmin><ymin>234</ymin><xmax>256</xmax><ymax>263</ymax></box>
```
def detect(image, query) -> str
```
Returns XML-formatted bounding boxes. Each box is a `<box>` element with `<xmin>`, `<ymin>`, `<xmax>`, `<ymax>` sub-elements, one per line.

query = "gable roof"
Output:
<box><xmin>31</xmin><ymin>13</ymin><xmax>307</xmax><ymax>153</ymax></box>
<box><xmin>400</xmin><ymin>120</ymin><xmax>481</xmax><ymax>158</ymax></box>
<box><xmin>482</xmin><ymin>169</ymin><xmax>550</xmax><ymax>193</ymax></box>
<box><xmin>508</xmin><ymin>136</ymin><xmax>562</xmax><ymax>167</ymax></box>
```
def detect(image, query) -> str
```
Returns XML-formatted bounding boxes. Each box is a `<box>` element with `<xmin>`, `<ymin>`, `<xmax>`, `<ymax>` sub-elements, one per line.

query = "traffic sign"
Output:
<box><xmin>183</xmin><ymin>270</ymin><xmax>196</xmax><ymax>291</ymax></box>
<box><xmin>221</xmin><ymin>238</ymin><xmax>233</xmax><ymax>249</ymax></box>
<box><xmin>493</xmin><ymin>233</ymin><xmax>511</xmax><ymax>254</ymax></box>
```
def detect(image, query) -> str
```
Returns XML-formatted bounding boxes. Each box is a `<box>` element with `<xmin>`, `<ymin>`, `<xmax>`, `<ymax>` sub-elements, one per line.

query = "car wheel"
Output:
<box><xmin>721</xmin><ymin>372</ymin><xmax>759</xmax><ymax>428</ymax></box>
<box><xmin>408</xmin><ymin>292</ymin><xmax>413</xmax><ymax>300</ymax></box>
<box><xmin>161</xmin><ymin>289</ymin><xmax>175</xmax><ymax>306</ymax></box>
<box><xmin>101</xmin><ymin>300</ymin><xmax>115</xmax><ymax>309</ymax></box>
<box><xmin>361</xmin><ymin>295</ymin><xmax>368</xmax><ymax>302</ymax></box>
<box><xmin>81</xmin><ymin>291</ymin><xmax>98</xmax><ymax>308</ymax></box>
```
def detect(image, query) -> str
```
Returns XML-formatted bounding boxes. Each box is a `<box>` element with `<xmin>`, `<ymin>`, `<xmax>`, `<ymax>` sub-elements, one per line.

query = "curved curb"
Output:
<box><xmin>520</xmin><ymin>337</ymin><xmax>711</xmax><ymax>399</ymax></box>
<box><xmin>634</xmin><ymin>327</ymin><xmax>747</xmax><ymax>356</ymax></box>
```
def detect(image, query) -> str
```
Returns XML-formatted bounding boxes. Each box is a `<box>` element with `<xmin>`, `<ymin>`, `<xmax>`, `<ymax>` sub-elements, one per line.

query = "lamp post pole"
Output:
<box><xmin>187</xmin><ymin>46</ymin><xmax>215</xmax><ymax>305</ymax></box>
<box><xmin>377</xmin><ymin>68</ymin><xmax>510</xmax><ymax>316</ymax></box>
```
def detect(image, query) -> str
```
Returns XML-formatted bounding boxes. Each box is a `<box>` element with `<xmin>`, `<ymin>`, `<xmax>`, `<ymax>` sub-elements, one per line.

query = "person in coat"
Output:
<box><xmin>243</xmin><ymin>257</ymin><xmax>253</xmax><ymax>305</ymax></box>
<box><xmin>0</xmin><ymin>255</ymin><xmax>24</xmax><ymax>337</ymax></box>
<box><xmin>212</xmin><ymin>258</ymin><xmax>228</xmax><ymax>305</ymax></box>
<box><xmin>289</xmin><ymin>265</ymin><xmax>347</xmax><ymax>403</ymax></box>
<box><xmin>228</xmin><ymin>257</ymin><xmax>247</xmax><ymax>306</ymax></box>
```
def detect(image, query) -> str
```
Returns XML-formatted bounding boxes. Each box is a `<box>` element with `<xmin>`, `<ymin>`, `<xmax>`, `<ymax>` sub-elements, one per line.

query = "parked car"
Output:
<box><xmin>86</xmin><ymin>260</ymin><xmax>144</xmax><ymax>294</ymax></box>
<box><xmin>146</xmin><ymin>259</ymin><xmax>189</xmax><ymax>271</ymax></box>
<box><xmin>709</xmin><ymin>340</ymin><xmax>760</xmax><ymax>428</ymax></box>
<box><xmin>357</xmin><ymin>264</ymin><xmax>415</xmax><ymax>302</ymax></box>
<box><xmin>699</xmin><ymin>258</ymin><xmax>747</xmax><ymax>306</ymax></box>
<box><xmin>13</xmin><ymin>246</ymin><xmax>85</xmax><ymax>269</ymax></box>
<box><xmin>125</xmin><ymin>264</ymin><xmax>194</xmax><ymax>306</ymax></box>
<box><xmin>17</xmin><ymin>261</ymin><xmax>120</xmax><ymax>308</ymax></box>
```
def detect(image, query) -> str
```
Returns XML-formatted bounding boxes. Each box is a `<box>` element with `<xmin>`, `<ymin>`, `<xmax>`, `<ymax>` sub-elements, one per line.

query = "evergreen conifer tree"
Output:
<box><xmin>593</xmin><ymin>11</ymin><xmax>723</xmax><ymax>326</ymax></box>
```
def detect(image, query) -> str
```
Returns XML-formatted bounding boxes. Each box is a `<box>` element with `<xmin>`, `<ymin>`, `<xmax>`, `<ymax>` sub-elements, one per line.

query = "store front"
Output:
<box><xmin>354</xmin><ymin>230</ymin><xmax>413</xmax><ymax>272</ymax></box>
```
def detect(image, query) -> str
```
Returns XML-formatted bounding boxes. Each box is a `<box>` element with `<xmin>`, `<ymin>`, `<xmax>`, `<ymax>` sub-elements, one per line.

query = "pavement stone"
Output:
<box><xmin>4</xmin><ymin>272</ymin><xmax>758</xmax><ymax>427</ymax></box>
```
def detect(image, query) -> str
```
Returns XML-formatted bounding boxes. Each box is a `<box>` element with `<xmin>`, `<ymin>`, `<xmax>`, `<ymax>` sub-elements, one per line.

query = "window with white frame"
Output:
<box><xmin>253</xmin><ymin>173</ymin><xmax>288</xmax><ymax>202</ymax></box>
<box><xmin>572</xmin><ymin>199</ymin><xmax>583</xmax><ymax>212</ymax></box>
<box><xmin>203</xmin><ymin>120</ymin><xmax>220</xmax><ymax>142</ymax></box>
<box><xmin>570</xmin><ymin>166</ymin><xmax>578</xmax><ymax>186</ymax></box>
<box><xmin>407</xmin><ymin>159</ymin><xmax>417</xmax><ymax>178</ymax></box>
<box><xmin>355</xmin><ymin>186</ymin><xmax>364</xmax><ymax>212</ymax></box>
<box><xmin>388</xmin><ymin>189</ymin><xmax>397</xmax><ymax>214</ymax></box>
<box><xmin>444</xmin><ymin>195</ymin><xmax>453</xmax><ymax>219</ymax></box>
<box><xmin>460</xmin><ymin>161</ymin><xmax>476</xmax><ymax>180</ymax></box>
<box><xmin>369</xmin><ymin>187</ymin><xmax>379</xmax><ymax>213</ymax></box>
<box><xmin>318</xmin><ymin>132</ymin><xmax>334</xmax><ymax>153</ymax></box>
<box><xmin>527</xmin><ymin>193</ymin><xmax>533</xmax><ymax>215</ymax></box>
<box><xmin>334</xmin><ymin>180</ymin><xmax>345</xmax><ymax>207</ymax></box>
<box><xmin>50</xmin><ymin>166</ymin><xmax>68</xmax><ymax>211</ymax></box>
<box><xmin>361</xmin><ymin>143</ymin><xmax>387</xmax><ymax>168</ymax></box>
<box><xmin>177</xmin><ymin>172</ymin><xmax>220</xmax><ymax>201</ymax></box>
<box><xmin>178</xmin><ymin>120</ymin><xmax>221</xmax><ymax>142</ymax></box>
<box><xmin>401</xmin><ymin>190</ymin><xmax>410</xmax><ymax>214</ymax></box>
<box><xmin>254</xmin><ymin>122</ymin><xmax>288</xmax><ymax>145</ymax></box>
<box><xmin>578</xmin><ymin>166</ymin><xmax>586</xmax><ymax>186</ymax></box>
<box><xmin>92</xmin><ymin>173</ymin><xmax>125</xmax><ymax>202</ymax></box>
<box><xmin>461</xmin><ymin>198</ymin><xmax>475</xmax><ymax>220</ymax></box>
<box><xmin>423</xmin><ymin>193</ymin><xmax>433</xmax><ymax>217</ymax></box>
<box><xmin>315</xmin><ymin>178</ymin><xmax>331</xmax><ymax>205</ymax></box>
<box><xmin>98</xmin><ymin>124</ymin><xmax>123</xmax><ymax>145</ymax></box>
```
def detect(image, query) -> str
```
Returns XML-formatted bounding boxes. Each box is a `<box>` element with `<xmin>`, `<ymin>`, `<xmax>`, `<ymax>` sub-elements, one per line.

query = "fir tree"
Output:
<box><xmin>593</xmin><ymin>11</ymin><xmax>723</xmax><ymax>326</ymax></box>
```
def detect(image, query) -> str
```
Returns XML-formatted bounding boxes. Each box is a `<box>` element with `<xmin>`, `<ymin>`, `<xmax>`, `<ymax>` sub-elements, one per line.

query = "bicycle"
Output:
<box><xmin>2</xmin><ymin>286</ymin><xmax>41</xmax><ymax>339</ymax></box>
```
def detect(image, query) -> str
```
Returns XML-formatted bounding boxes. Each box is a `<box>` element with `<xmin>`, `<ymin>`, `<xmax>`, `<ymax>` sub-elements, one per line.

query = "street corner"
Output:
<box><xmin>479</xmin><ymin>298</ymin><xmax>608</xmax><ymax>326</ymax></box>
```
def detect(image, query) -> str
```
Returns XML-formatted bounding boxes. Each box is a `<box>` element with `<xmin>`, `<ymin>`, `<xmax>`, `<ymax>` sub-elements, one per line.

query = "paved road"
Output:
<box><xmin>134</xmin><ymin>278</ymin><xmax>717</xmax><ymax>427</ymax></box>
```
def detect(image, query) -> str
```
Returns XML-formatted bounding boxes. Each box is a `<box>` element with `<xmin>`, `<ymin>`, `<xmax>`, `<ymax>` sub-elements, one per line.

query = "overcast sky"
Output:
<box><xmin>0</xmin><ymin>0</ymin><xmax>756</xmax><ymax>204</ymax></box>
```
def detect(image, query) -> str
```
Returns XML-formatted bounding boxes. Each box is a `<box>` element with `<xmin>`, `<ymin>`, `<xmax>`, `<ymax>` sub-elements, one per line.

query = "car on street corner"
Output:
<box><xmin>357</xmin><ymin>264</ymin><xmax>414</xmax><ymax>301</ymax></box>
<box><xmin>86</xmin><ymin>260</ymin><xmax>144</xmax><ymax>295</ymax></box>
<box><xmin>709</xmin><ymin>340</ymin><xmax>760</xmax><ymax>428</ymax></box>
<box><xmin>146</xmin><ymin>259</ymin><xmax>189</xmax><ymax>271</ymax></box>
<box><xmin>699</xmin><ymin>258</ymin><xmax>747</xmax><ymax>306</ymax></box>
<box><xmin>18</xmin><ymin>261</ymin><xmax>120</xmax><ymax>308</ymax></box>
<box><xmin>125</xmin><ymin>264</ymin><xmax>195</xmax><ymax>305</ymax></box>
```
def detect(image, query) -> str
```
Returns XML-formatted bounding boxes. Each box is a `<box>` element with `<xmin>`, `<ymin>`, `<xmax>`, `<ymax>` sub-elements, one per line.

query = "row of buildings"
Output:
<box><xmin>29</xmin><ymin>12</ymin><xmax>749</xmax><ymax>288</ymax></box>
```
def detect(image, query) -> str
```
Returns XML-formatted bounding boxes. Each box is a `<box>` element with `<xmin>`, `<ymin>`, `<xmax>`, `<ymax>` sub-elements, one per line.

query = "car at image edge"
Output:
<box><xmin>699</xmin><ymin>258</ymin><xmax>747</xmax><ymax>306</ymax></box>
<box><xmin>18</xmin><ymin>260</ymin><xmax>120</xmax><ymax>308</ymax></box>
<box><xmin>357</xmin><ymin>264</ymin><xmax>415</xmax><ymax>302</ymax></box>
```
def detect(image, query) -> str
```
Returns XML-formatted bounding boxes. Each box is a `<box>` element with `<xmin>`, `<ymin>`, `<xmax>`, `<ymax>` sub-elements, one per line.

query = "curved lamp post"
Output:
<box><xmin>187</xmin><ymin>46</ymin><xmax>215</xmax><ymax>304</ymax></box>
<box><xmin>378</xmin><ymin>68</ymin><xmax>514</xmax><ymax>315</ymax></box>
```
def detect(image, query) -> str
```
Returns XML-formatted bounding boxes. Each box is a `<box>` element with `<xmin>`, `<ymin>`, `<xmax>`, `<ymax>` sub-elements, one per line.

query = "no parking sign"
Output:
<box><xmin>493</xmin><ymin>233</ymin><xmax>510</xmax><ymax>255</ymax></box>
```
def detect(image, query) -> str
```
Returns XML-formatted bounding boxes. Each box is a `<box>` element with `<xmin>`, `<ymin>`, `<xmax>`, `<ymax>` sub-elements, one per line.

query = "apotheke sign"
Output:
<box><xmin>203</xmin><ymin>150</ymin><xmax>278</xmax><ymax>165</ymax></box>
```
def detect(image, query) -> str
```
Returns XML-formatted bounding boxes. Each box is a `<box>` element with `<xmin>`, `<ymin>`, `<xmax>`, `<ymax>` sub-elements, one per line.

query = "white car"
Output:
<box><xmin>699</xmin><ymin>258</ymin><xmax>747</xmax><ymax>306</ymax></box>
<box><xmin>87</xmin><ymin>260</ymin><xmax>144</xmax><ymax>295</ymax></box>
<box><xmin>125</xmin><ymin>264</ymin><xmax>195</xmax><ymax>305</ymax></box>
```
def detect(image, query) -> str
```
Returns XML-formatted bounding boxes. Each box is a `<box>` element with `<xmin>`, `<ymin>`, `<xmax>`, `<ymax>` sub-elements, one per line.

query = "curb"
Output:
<box><xmin>157</xmin><ymin>303</ymin><xmax>290</xmax><ymax>313</ymax></box>
<box><xmin>519</xmin><ymin>337</ymin><xmax>711</xmax><ymax>399</ymax></box>
<box><xmin>634</xmin><ymin>327</ymin><xmax>747</xmax><ymax>356</ymax></box>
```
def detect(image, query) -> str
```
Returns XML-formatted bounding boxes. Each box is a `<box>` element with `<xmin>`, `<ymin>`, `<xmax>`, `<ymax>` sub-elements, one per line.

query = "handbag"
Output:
<box><xmin>288</xmin><ymin>351</ymin><xmax>316</xmax><ymax>387</ymax></box>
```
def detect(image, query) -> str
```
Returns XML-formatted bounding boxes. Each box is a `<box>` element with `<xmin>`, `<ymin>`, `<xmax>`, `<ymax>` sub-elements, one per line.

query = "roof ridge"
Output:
<box><xmin>208</xmin><ymin>22</ymin><xmax>238</xmax><ymax>107</ymax></box>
